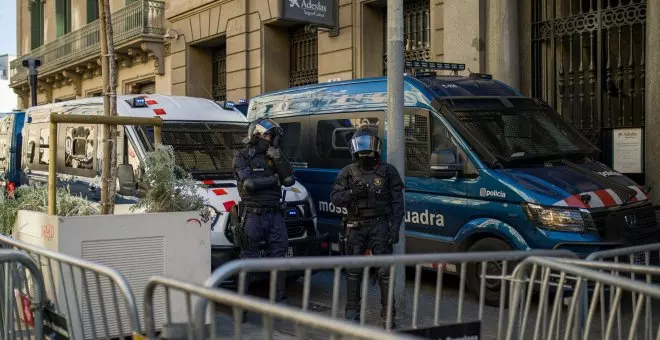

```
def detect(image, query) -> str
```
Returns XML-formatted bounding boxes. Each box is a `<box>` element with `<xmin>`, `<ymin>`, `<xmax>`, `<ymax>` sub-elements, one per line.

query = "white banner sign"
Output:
<box><xmin>612</xmin><ymin>128</ymin><xmax>643</xmax><ymax>173</ymax></box>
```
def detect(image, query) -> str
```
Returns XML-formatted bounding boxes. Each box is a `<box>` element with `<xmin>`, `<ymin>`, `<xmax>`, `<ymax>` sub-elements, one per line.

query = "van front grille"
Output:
<box><xmin>590</xmin><ymin>203</ymin><xmax>660</xmax><ymax>248</ymax></box>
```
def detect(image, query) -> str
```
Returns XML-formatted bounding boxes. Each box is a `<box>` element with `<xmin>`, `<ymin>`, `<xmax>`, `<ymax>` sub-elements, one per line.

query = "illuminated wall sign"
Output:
<box><xmin>281</xmin><ymin>0</ymin><xmax>338</xmax><ymax>29</ymax></box>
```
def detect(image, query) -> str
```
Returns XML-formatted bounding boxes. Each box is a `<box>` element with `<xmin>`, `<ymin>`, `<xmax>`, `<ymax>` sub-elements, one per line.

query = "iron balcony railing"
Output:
<box><xmin>10</xmin><ymin>0</ymin><xmax>165</xmax><ymax>85</ymax></box>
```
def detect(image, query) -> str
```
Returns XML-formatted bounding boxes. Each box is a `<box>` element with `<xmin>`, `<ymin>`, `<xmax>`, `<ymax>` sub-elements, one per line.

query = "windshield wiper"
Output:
<box><xmin>561</xmin><ymin>159</ymin><xmax>637</xmax><ymax>205</ymax></box>
<box><xmin>499</xmin><ymin>150</ymin><xmax>592</xmax><ymax>166</ymax></box>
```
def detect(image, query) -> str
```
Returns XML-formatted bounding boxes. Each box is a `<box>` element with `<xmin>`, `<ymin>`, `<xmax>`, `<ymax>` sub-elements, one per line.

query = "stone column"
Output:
<box><xmin>443</xmin><ymin>0</ymin><xmax>485</xmax><ymax>73</ymax></box>
<box><xmin>645</xmin><ymin>0</ymin><xmax>660</xmax><ymax>203</ymax></box>
<box><xmin>485</xmin><ymin>0</ymin><xmax>520</xmax><ymax>90</ymax></box>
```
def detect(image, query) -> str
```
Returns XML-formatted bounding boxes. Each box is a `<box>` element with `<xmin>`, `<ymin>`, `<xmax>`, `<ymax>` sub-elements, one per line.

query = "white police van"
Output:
<box><xmin>21</xmin><ymin>95</ymin><xmax>329</xmax><ymax>270</ymax></box>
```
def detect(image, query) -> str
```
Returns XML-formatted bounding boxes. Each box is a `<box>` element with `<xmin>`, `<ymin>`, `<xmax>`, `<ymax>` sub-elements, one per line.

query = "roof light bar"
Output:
<box><xmin>405</xmin><ymin>61</ymin><xmax>466</xmax><ymax>71</ymax></box>
<box><xmin>238</xmin><ymin>99</ymin><xmax>248</xmax><ymax>105</ymax></box>
<box><xmin>130</xmin><ymin>97</ymin><xmax>148</xmax><ymax>108</ymax></box>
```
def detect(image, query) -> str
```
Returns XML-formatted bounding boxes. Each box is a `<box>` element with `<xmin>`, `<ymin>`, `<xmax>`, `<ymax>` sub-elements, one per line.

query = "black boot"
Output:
<box><xmin>379</xmin><ymin>277</ymin><xmax>396</xmax><ymax>329</ymax></box>
<box><xmin>275</xmin><ymin>273</ymin><xmax>288</xmax><ymax>303</ymax></box>
<box><xmin>345</xmin><ymin>271</ymin><xmax>362</xmax><ymax>322</ymax></box>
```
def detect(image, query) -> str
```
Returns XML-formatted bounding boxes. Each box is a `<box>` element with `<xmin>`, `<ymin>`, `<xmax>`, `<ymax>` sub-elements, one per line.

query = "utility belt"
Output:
<box><xmin>344</xmin><ymin>215</ymin><xmax>389</xmax><ymax>229</ymax></box>
<box><xmin>338</xmin><ymin>215</ymin><xmax>389</xmax><ymax>256</ymax></box>
<box><xmin>242</xmin><ymin>206</ymin><xmax>283</xmax><ymax>214</ymax></box>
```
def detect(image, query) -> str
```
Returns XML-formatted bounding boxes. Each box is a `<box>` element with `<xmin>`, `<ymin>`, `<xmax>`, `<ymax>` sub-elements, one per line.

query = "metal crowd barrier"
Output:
<box><xmin>195</xmin><ymin>250</ymin><xmax>577</xmax><ymax>338</ymax></box>
<box><xmin>0</xmin><ymin>234</ymin><xmax>141</xmax><ymax>339</ymax></box>
<box><xmin>505</xmin><ymin>256</ymin><xmax>660</xmax><ymax>340</ymax></box>
<box><xmin>144</xmin><ymin>276</ymin><xmax>422</xmax><ymax>340</ymax></box>
<box><xmin>583</xmin><ymin>243</ymin><xmax>660</xmax><ymax>340</ymax></box>
<box><xmin>586</xmin><ymin>242</ymin><xmax>660</xmax><ymax>265</ymax></box>
<box><xmin>0</xmin><ymin>249</ymin><xmax>45</xmax><ymax>340</ymax></box>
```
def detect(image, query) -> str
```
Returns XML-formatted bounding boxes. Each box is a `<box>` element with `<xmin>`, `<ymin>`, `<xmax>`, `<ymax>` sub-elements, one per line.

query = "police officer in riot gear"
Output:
<box><xmin>231</xmin><ymin>118</ymin><xmax>295</xmax><ymax>305</ymax></box>
<box><xmin>330</xmin><ymin>125</ymin><xmax>404</xmax><ymax>328</ymax></box>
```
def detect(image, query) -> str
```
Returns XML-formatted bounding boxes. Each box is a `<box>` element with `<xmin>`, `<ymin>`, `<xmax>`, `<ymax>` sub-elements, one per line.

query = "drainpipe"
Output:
<box><xmin>245</xmin><ymin>0</ymin><xmax>250</xmax><ymax>98</ymax></box>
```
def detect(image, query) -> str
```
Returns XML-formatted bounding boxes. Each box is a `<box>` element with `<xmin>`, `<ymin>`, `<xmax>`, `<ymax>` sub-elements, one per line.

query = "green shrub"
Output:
<box><xmin>0</xmin><ymin>184</ymin><xmax>98</xmax><ymax>235</ymax></box>
<box><xmin>131</xmin><ymin>145</ymin><xmax>206</xmax><ymax>213</ymax></box>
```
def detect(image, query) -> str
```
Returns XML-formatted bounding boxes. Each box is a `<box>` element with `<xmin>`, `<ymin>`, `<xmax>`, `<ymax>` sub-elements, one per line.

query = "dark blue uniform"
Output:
<box><xmin>233</xmin><ymin>148</ymin><xmax>289</xmax><ymax>259</ymax></box>
<box><xmin>329</xmin><ymin>125</ymin><xmax>405</xmax><ymax>328</ymax></box>
<box><xmin>231</xmin><ymin>118</ymin><xmax>294</xmax><ymax>305</ymax></box>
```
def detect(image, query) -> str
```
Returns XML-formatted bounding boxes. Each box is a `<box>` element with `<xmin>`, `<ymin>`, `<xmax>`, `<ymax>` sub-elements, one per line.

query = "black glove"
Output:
<box><xmin>351</xmin><ymin>181</ymin><xmax>369</xmax><ymax>198</ymax></box>
<box><xmin>388</xmin><ymin>221</ymin><xmax>400</xmax><ymax>245</ymax></box>
<box><xmin>266</xmin><ymin>146</ymin><xmax>281</xmax><ymax>160</ymax></box>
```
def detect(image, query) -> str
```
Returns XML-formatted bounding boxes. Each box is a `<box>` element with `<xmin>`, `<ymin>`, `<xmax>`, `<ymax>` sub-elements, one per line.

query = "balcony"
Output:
<box><xmin>10</xmin><ymin>0</ymin><xmax>165</xmax><ymax>89</ymax></box>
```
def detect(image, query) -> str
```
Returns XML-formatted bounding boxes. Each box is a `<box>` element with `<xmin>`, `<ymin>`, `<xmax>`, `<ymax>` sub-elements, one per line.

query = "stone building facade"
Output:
<box><xmin>9</xmin><ymin>0</ymin><xmax>660</xmax><ymax>202</ymax></box>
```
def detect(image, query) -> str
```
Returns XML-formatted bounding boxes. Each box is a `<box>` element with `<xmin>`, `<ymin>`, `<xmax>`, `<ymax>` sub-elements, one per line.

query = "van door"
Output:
<box><xmin>403</xmin><ymin>108</ymin><xmax>471</xmax><ymax>253</ymax></box>
<box><xmin>304</xmin><ymin>111</ymin><xmax>385</xmax><ymax>242</ymax></box>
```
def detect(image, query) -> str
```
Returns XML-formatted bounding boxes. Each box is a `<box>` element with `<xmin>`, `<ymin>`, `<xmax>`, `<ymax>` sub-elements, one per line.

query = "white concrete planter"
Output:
<box><xmin>12</xmin><ymin>209</ymin><xmax>211</xmax><ymax>339</ymax></box>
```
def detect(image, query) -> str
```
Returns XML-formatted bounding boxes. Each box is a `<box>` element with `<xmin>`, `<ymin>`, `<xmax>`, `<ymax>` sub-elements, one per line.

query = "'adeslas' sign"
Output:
<box><xmin>282</xmin><ymin>0</ymin><xmax>337</xmax><ymax>28</ymax></box>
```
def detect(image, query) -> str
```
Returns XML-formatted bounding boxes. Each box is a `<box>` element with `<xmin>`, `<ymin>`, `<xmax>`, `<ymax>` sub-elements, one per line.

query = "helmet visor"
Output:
<box><xmin>253</xmin><ymin>119</ymin><xmax>284</xmax><ymax>137</ymax></box>
<box><xmin>349</xmin><ymin>134</ymin><xmax>382</xmax><ymax>156</ymax></box>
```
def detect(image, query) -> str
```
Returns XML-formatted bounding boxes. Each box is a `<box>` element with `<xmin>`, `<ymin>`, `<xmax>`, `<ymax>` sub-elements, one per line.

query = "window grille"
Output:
<box><xmin>289</xmin><ymin>27</ymin><xmax>318</xmax><ymax>88</ymax></box>
<box><xmin>383</xmin><ymin>0</ymin><xmax>431</xmax><ymax>74</ymax></box>
<box><xmin>212</xmin><ymin>47</ymin><xmax>227</xmax><ymax>101</ymax></box>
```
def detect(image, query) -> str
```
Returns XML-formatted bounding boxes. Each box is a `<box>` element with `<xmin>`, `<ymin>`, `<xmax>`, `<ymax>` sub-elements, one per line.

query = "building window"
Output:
<box><xmin>127</xmin><ymin>80</ymin><xmax>156</xmax><ymax>94</ymax></box>
<box><xmin>289</xmin><ymin>27</ymin><xmax>318</xmax><ymax>88</ymax></box>
<box><xmin>383</xmin><ymin>0</ymin><xmax>430</xmax><ymax>74</ymax></box>
<box><xmin>87</xmin><ymin>0</ymin><xmax>99</xmax><ymax>23</ymax></box>
<box><xmin>30</xmin><ymin>0</ymin><xmax>45</xmax><ymax>50</ymax></box>
<box><xmin>212</xmin><ymin>47</ymin><xmax>227</xmax><ymax>101</ymax></box>
<box><xmin>56</xmin><ymin>0</ymin><xmax>72</xmax><ymax>37</ymax></box>
<box><xmin>87</xmin><ymin>90</ymin><xmax>103</xmax><ymax>97</ymax></box>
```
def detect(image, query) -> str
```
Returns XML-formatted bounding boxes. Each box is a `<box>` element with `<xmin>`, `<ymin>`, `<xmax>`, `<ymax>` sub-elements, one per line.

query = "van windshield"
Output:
<box><xmin>453</xmin><ymin>108</ymin><xmax>596</xmax><ymax>165</ymax></box>
<box><xmin>136</xmin><ymin>121</ymin><xmax>247</xmax><ymax>176</ymax></box>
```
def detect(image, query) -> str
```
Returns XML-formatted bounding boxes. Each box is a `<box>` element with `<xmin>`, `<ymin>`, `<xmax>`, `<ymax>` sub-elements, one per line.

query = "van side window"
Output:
<box><xmin>431</xmin><ymin>115</ymin><xmax>477</xmax><ymax>176</ymax></box>
<box><xmin>315</xmin><ymin>117</ymin><xmax>380</xmax><ymax>168</ymax></box>
<box><xmin>0</xmin><ymin>116</ymin><xmax>12</xmax><ymax>133</ymax></box>
<box><xmin>26</xmin><ymin>129</ymin><xmax>36</xmax><ymax>164</ymax></box>
<box><xmin>404</xmin><ymin>113</ymin><xmax>430</xmax><ymax>175</ymax></box>
<box><xmin>64</xmin><ymin>126</ymin><xmax>95</xmax><ymax>170</ymax></box>
<box><xmin>39</xmin><ymin>128</ymin><xmax>49</xmax><ymax>165</ymax></box>
<box><xmin>278</xmin><ymin>122</ymin><xmax>303</xmax><ymax>162</ymax></box>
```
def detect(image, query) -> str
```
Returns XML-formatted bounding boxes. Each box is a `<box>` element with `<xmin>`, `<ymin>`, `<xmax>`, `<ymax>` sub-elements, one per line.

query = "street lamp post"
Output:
<box><xmin>386</xmin><ymin>0</ymin><xmax>406</xmax><ymax>320</ymax></box>
<box><xmin>22</xmin><ymin>58</ymin><xmax>42</xmax><ymax>107</ymax></box>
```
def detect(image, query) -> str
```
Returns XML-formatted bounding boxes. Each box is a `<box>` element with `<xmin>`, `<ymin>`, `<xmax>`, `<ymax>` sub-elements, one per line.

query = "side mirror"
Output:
<box><xmin>430</xmin><ymin>149</ymin><xmax>463</xmax><ymax>178</ymax></box>
<box><xmin>117</xmin><ymin>164</ymin><xmax>136</xmax><ymax>196</ymax></box>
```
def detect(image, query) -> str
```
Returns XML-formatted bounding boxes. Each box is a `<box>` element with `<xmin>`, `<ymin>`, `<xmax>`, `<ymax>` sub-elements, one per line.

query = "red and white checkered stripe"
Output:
<box><xmin>138</xmin><ymin>96</ymin><xmax>167</xmax><ymax>115</ymax></box>
<box><xmin>197</xmin><ymin>180</ymin><xmax>232</xmax><ymax>196</ymax></box>
<box><xmin>553</xmin><ymin>185</ymin><xmax>647</xmax><ymax>208</ymax></box>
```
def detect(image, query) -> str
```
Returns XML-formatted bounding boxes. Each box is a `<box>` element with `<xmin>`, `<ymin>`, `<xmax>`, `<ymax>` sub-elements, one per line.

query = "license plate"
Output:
<box><xmin>259</xmin><ymin>247</ymin><xmax>294</xmax><ymax>258</ymax></box>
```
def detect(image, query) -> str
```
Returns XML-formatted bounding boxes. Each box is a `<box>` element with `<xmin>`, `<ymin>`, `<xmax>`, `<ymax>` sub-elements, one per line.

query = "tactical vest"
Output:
<box><xmin>347</xmin><ymin>163</ymin><xmax>392</xmax><ymax>219</ymax></box>
<box><xmin>237</xmin><ymin>148</ymin><xmax>282</xmax><ymax>207</ymax></box>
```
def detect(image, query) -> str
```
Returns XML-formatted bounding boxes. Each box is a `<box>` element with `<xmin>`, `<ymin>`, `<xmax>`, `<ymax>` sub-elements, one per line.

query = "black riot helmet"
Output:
<box><xmin>245</xmin><ymin>118</ymin><xmax>284</xmax><ymax>147</ymax></box>
<box><xmin>349</xmin><ymin>124</ymin><xmax>382</xmax><ymax>160</ymax></box>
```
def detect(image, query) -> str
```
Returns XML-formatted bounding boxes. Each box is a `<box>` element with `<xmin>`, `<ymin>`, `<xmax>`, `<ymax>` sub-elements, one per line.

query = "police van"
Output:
<box><xmin>0</xmin><ymin>111</ymin><xmax>26</xmax><ymax>192</ymax></box>
<box><xmin>245</xmin><ymin>62</ymin><xmax>660</xmax><ymax>304</ymax></box>
<box><xmin>21</xmin><ymin>95</ymin><xmax>329</xmax><ymax>270</ymax></box>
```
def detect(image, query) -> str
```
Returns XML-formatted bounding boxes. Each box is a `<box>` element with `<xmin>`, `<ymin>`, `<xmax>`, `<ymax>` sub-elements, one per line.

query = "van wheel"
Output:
<box><xmin>465</xmin><ymin>238</ymin><xmax>515</xmax><ymax>308</ymax></box>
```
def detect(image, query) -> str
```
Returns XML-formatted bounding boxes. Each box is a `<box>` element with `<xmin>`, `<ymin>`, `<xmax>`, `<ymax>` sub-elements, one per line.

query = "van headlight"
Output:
<box><xmin>523</xmin><ymin>203</ymin><xmax>588</xmax><ymax>232</ymax></box>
